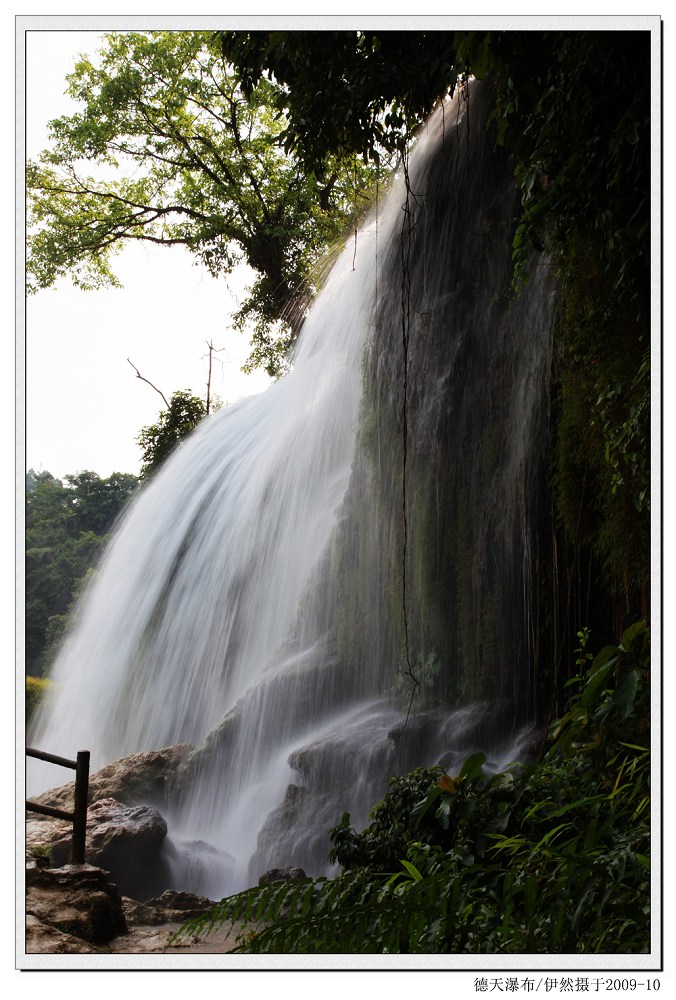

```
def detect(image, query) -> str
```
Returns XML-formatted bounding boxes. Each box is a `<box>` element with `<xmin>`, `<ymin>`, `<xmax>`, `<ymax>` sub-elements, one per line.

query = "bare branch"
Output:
<box><xmin>127</xmin><ymin>358</ymin><xmax>170</xmax><ymax>408</ymax></box>
<box><xmin>203</xmin><ymin>340</ymin><xmax>226</xmax><ymax>415</ymax></box>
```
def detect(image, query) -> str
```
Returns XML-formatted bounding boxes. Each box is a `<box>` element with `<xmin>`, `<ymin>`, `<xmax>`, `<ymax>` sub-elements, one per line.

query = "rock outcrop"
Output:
<box><xmin>26</xmin><ymin>912</ymin><xmax>104</xmax><ymax>954</ymax></box>
<box><xmin>31</xmin><ymin>744</ymin><xmax>194</xmax><ymax>813</ymax></box>
<box><xmin>122</xmin><ymin>889</ymin><xmax>216</xmax><ymax>926</ymax></box>
<box><xmin>27</xmin><ymin>745</ymin><xmax>196</xmax><ymax>903</ymax></box>
<box><xmin>26</xmin><ymin>861</ymin><xmax>127</xmax><ymax>949</ymax></box>
<box><xmin>25</xmin><ymin>858</ymin><xmax>224</xmax><ymax>954</ymax></box>
<box><xmin>258</xmin><ymin>866</ymin><xmax>307</xmax><ymax>886</ymax></box>
<box><xmin>24</xmin><ymin>743</ymin><xmax>236</xmax><ymax>954</ymax></box>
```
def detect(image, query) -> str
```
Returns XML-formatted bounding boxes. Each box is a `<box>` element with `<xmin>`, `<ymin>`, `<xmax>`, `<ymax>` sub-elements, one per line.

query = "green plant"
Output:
<box><xmin>177</xmin><ymin>622</ymin><xmax>649</xmax><ymax>954</ymax></box>
<box><xmin>25</xmin><ymin>468</ymin><xmax>138</xmax><ymax>674</ymax></box>
<box><xmin>327</xmin><ymin>765</ymin><xmax>446</xmax><ymax>873</ymax></box>
<box><xmin>549</xmin><ymin>620</ymin><xmax>650</xmax><ymax>755</ymax></box>
<box><xmin>136</xmin><ymin>390</ymin><xmax>207</xmax><ymax>479</ymax></box>
<box><xmin>29</xmin><ymin>844</ymin><xmax>53</xmax><ymax>869</ymax></box>
<box><xmin>27</xmin><ymin>30</ymin><xmax>383</xmax><ymax>376</ymax></box>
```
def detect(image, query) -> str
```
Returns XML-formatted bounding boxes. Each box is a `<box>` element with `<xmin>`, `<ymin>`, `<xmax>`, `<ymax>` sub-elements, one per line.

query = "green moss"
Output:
<box><xmin>552</xmin><ymin>234</ymin><xmax>650</xmax><ymax>626</ymax></box>
<box><xmin>26</xmin><ymin>675</ymin><xmax>53</xmax><ymax>722</ymax></box>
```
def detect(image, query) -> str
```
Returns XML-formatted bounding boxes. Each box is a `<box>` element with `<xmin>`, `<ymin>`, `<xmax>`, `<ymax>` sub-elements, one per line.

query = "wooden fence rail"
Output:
<box><xmin>26</xmin><ymin>748</ymin><xmax>90</xmax><ymax>864</ymax></box>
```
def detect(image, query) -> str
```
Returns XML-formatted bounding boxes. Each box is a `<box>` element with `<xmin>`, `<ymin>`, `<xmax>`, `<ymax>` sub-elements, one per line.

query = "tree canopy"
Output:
<box><xmin>27</xmin><ymin>30</ymin><xmax>379</xmax><ymax>376</ymax></box>
<box><xmin>218</xmin><ymin>30</ymin><xmax>460</xmax><ymax>170</ymax></box>
<box><xmin>136</xmin><ymin>389</ymin><xmax>209</xmax><ymax>479</ymax></box>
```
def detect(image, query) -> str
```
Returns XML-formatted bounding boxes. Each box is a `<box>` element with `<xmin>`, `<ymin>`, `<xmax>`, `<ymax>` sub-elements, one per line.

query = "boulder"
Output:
<box><xmin>26</xmin><ymin>862</ymin><xmax>127</xmax><ymax>947</ymax></box>
<box><xmin>30</xmin><ymin>743</ymin><xmax>194</xmax><ymax>813</ymax></box>
<box><xmin>26</xmin><ymin>814</ymin><xmax>70</xmax><ymax>860</ymax></box>
<box><xmin>258</xmin><ymin>866</ymin><xmax>307</xmax><ymax>886</ymax></box>
<box><xmin>247</xmin><ymin>783</ymin><xmax>312</xmax><ymax>882</ymax></box>
<box><xmin>50</xmin><ymin>798</ymin><xmax>170</xmax><ymax>900</ymax></box>
<box><xmin>257</xmin><ymin>865</ymin><xmax>309</xmax><ymax>920</ymax></box>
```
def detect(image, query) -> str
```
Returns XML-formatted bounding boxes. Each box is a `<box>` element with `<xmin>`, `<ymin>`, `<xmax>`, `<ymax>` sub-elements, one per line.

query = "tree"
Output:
<box><xmin>25</xmin><ymin>468</ymin><xmax>139</xmax><ymax>674</ymax></box>
<box><xmin>219</xmin><ymin>30</ymin><xmax>461</xmax><ymax>170</ymax></box>
<box><xmin>63</xmin><ymin>470</ymin><xmax>139</xmax><ymax>534</ymax></box>
<box><xmin>136</xmin><ymin>389</ymin><xmax>208</xmax><ymax>479</ymax></box>
<box><xmin>26</xmin><ymin>30</ymin><xmax>379</xmax><ymax>376</ymax></box>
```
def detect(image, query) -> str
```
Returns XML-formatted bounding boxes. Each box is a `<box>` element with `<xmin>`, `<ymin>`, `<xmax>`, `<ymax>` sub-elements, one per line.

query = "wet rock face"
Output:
<box><xmin>50</xmin><ymin>798</ymin><xmax>170</xmax><ymax>901</ymax></box>
<box><xmin>26</xmin><ymin>862</ymin><xmax>127</xmax><ymax>948</ymax></box>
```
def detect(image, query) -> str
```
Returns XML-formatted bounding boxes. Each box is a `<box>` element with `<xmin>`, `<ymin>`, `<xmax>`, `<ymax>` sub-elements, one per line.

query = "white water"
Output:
<box><xmin>30</xmin><ymin>218</ymin><xmax>378</xmax><ymax>761</ymax></box>
<box><xmin>28</xmin><ymin>89</ymin><xmax>549</xmax><ymax>896</ymax></box>
<box><xmin>28</xmin><ymin>101</ymin><xmax>458</xmax><ymax>879</ymax></box>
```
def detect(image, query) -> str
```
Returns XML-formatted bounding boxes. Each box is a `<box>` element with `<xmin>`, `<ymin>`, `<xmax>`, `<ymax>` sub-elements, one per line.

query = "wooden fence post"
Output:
<box><xmin>27</xmin><ymin>747</ymin><xmax>90</xmax><ymax>865</ymax></box>
<box><xmin>71</xmin><ymin>751</ymin><xmax>90</xmax><ymax>864</ymax></box>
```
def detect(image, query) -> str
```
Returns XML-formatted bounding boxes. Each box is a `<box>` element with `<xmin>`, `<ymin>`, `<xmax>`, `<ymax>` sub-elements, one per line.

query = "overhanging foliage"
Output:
<box><xmin>26</xmin><ymin>30</ymin><xmax>380</xmax><ymax>376</ymax></box>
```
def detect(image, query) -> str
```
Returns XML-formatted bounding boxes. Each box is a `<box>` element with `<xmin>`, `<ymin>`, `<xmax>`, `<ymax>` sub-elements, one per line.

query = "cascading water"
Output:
<box><xmin>28</xmin><ymin>81</ymin><xmax>556</xmax><ymax>898</ymax></box>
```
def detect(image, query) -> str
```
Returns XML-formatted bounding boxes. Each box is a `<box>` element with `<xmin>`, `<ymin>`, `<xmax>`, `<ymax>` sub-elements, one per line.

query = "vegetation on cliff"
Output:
<box><xmin>221</xmin><ymin>28</ymin><xmax>651</xmax><ymax>629</ymax></box>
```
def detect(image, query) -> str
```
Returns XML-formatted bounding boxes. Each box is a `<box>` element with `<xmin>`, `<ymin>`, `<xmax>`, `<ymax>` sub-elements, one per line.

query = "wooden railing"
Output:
<box><xmin>26</xmin><ymin>748</ymin><xmax>90</xmax><ymax>864</ymax></box>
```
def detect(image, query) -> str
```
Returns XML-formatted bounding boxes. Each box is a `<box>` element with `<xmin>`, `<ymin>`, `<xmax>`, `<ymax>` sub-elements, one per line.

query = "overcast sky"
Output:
<box><xmin>23</xmin><ymin>29</ymin><xmax>272</xmax><ymax>481</ymax></box>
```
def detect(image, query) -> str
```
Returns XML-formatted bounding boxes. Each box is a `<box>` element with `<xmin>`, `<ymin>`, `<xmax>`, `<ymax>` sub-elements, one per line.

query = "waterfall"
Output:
<box><xmin>28</xmin><ymin>82</ymin><xmax>556</xmax><ymax>897</ymax></box>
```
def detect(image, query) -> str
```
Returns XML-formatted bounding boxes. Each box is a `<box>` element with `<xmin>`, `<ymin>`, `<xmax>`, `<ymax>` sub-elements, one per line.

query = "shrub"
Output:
<box><xmin>178</xmin><ymin>623</ymin><xmax>650</xmax><ymax>953</ymax></box>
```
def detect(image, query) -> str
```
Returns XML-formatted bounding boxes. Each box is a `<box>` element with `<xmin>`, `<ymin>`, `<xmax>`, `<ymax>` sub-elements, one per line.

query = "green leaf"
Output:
<box><xmin>620</xmin><ymin>620</ymin><xmax>648</xmax><ymax>652</ymax></box>
<box><xmin>432</xmin><ymin>795</ymin><xmax>454</xmax><ymax>831</ymax></box>
<box><xmin>611</xmin><ymin>669</ymin><xmax>640</xmax><ymax>718</ymax></box>
<box><xmin>581</xmin><ymin>658</ymin><xmax>616</xmax><ymax>707</ymax></box>
<box><xmin>411</xmin><ymin>785</ymin><xmax>442</xmax><ymax>829</ymax></box>
<box><xmin>459</xmin><ymin>751</ymin><xmax>487</xmax><ymax>784</ymax></box>
<box><xmin>399</xmin><ymin>859</ymin><xmax>423</xmax><ymax>881</ymax></box>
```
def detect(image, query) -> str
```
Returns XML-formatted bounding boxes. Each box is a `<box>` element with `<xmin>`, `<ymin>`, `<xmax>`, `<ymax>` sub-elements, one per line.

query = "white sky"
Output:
<box><xmin>23</xmin><ymin>29</ymin><xmax>272</xmax><ymax>480</ymax></box>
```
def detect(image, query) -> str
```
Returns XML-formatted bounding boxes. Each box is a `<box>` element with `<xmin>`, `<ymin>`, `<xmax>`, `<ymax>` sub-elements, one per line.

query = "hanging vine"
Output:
<box><xmin>399</xmin><ymin>122</ymin><xmax>420</xmax><ymax>726</ymax></box>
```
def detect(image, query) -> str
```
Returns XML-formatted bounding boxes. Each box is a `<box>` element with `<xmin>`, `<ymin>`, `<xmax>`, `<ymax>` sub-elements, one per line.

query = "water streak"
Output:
<box><xmin>29</xmin><ymin>84</ymin><xmax>555</xmax><ymax>896</ymax></box>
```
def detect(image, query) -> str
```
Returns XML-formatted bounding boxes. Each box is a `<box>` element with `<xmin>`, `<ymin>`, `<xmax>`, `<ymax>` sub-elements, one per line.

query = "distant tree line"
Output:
<box><xmin>26</xmin><ymin>371</ymin><xmax>217</xmax><ymax>678</ymax></box>
<box><xmin>25</xmin><ymin>469</ymin><xmax>138</xmax><ymax>675</ymax></box>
